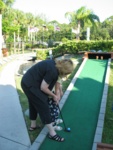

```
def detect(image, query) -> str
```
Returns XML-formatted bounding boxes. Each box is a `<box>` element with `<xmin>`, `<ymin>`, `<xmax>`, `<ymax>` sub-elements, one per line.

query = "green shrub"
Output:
<box><xmin>25</xmin><ymin>43</ymin><xmax>32</xmax><ymax>49</ymax></box>
<box><xmin>36</xmin><ymin>49</ymin><xmax>49</xmax><ymax>60</ymax></box>
<box><xmin>51</xmin><ymin>40</ymin><xmax>113</xmax><ymax>55</ymax></box>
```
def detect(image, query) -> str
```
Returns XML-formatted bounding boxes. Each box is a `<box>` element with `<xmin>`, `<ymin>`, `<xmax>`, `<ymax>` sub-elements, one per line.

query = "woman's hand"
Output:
<box><xmin>53</xmin><ymin>95</ymin><xmax>59</xmax><ymax>104</ymax></box>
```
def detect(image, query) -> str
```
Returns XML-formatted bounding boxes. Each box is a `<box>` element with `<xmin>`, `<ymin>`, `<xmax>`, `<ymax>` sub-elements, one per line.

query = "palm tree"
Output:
<box><xmin>2</xmin><ymin>0</ymin><xmax>15</xmax><ymax>7</ymax></box>
<box><xmin>65</xmin><ymin>6</ymin><xmax>100</xmax><ymax>40</ymax></box>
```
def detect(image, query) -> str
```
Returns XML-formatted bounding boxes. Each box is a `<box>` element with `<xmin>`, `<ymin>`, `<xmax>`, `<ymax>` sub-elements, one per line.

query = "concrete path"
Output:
<box><xmin>0</xmin><ymin>54</ymin><xmax>36</xmax><ymax>150</ymax></box>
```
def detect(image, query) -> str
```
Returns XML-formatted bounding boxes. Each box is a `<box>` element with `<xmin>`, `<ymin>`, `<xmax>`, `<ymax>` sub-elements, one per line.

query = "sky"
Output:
<box><xmin>13</xmin><ymin>0</ymin><xmax>113</xmax><ymax>23</ymax></box>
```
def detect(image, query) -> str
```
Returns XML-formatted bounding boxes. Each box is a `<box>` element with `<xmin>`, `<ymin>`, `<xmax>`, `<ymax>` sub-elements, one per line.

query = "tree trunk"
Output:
<box><xmin>76</xmin><ymin>22</ymin><xmax>80</xmax><ymax>40</ymax></box>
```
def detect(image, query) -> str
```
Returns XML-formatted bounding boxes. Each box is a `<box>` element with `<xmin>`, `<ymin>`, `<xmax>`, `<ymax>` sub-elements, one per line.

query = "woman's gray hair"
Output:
<box><xmin>55</xmin><ymin>59</ymin><xmax>74</xmax><ymax>76</ymax></box>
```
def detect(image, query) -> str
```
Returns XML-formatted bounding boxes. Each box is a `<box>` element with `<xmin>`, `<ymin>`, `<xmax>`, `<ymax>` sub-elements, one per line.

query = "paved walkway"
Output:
<box><xmin>0</xmin><ymin>53</ymin><xmax>36</xmax><ymax>150</ymax></box>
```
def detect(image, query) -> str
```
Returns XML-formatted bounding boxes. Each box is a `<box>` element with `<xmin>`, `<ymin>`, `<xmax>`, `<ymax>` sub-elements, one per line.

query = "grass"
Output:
<box><xmin>102</xmin><ymin>60</ymin><xmax>113</xmax><ymax>144</ymax></box>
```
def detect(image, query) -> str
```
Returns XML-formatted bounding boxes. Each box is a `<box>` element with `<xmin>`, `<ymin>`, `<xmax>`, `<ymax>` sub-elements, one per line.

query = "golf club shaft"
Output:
<box><xmin>57</xmin><ymin>104</ymin><xmax>67</xmax><ymax>129</ymax></box>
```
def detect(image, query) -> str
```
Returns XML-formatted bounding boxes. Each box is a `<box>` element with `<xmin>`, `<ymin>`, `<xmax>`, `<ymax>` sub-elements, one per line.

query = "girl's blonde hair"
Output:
<box><xmin>55</xmin><ymin>59</ymin><xmax>74</xmax><ymax>76</ymax></box>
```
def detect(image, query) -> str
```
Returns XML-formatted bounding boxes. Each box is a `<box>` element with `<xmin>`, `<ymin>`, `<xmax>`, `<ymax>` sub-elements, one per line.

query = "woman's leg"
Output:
<box><xmin>28</xmin><ymin>100</ymin><xmax>37</xmax><ymax>128</ymax></box>
<box><xmin>21</xmin><ymin>82</ymin><xmax>38</xmax><ymax>129</ymax></box>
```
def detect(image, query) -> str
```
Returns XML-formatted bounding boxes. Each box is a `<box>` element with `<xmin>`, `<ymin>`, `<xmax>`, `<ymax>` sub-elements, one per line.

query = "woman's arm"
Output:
<box><xmin>40</xmin><ymin>79</ymin><xmax>59</xmax><ymax>103</ymax></box>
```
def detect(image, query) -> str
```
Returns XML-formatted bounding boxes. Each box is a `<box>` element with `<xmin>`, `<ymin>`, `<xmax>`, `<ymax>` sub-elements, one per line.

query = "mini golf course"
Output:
<box><xmin>39</xmin><ymin>58</ymin><xmax>109</xmax><ymax>150</ymax></box>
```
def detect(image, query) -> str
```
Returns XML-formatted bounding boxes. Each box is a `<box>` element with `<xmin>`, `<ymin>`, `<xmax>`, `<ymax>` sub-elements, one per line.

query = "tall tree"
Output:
<box><xmin>102</xmin><ymin>16</ymin><xmax>113</xmax><ymax>39</ymax></box>
<box><xmin>2</xmin><ymin>0</ymin><xmax>15</xmax><ymax>7</ymax></box>
<box><xmin>65</xmin><ymin>6</ymin><xmax>100</xmax><ymax>40</ymax></box>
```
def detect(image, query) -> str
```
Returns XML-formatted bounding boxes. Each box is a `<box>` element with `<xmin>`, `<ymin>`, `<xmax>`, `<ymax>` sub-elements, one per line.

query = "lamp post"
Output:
<box><xmin>49</xmin><ymin>49</ymin><xmax>53</xmax><ymax>59</ymax></box>
<box><xmin>42</xmin><ymin>25</ymin><xmax>46</xmax><ymax>43</ymax></box>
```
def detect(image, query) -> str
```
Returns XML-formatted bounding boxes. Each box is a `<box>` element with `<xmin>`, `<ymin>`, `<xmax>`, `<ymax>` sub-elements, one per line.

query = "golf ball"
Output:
<box><xmin>67</xmin><ymin>128</ymin><xmax>71</xmax><ymax>131</ymax></box>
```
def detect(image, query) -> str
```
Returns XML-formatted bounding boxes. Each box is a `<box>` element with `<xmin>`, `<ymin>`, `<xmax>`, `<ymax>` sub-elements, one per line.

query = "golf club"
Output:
<box><xmin>57</xmin><ymin>104</ymin><xmax>71</xmax><ymax>132</ymax></box>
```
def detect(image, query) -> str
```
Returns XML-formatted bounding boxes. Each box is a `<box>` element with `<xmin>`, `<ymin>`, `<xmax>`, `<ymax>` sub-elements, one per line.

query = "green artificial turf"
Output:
<box><xmin>39</xmin><ymin>59</ymin><xmax>108</xmax><ymax>150</ymax></box>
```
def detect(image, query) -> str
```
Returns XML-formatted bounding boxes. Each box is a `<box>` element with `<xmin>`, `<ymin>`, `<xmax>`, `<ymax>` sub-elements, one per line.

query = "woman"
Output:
<box><xmin>21</xmin><ymin>58</ymin><xmax>73</xmax><ymax>142</ymax></box>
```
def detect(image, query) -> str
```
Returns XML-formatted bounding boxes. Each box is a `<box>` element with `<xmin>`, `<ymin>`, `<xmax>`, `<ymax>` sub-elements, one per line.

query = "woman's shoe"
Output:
<box><xmin>29</xmin><ymin>125</ymin><xmax>41</xmax><ymax>131</ymax></box>
<box><xmin>29</xmin><ymin>126</ymin><xmax>37</xmax><ymax>131</ymax></box>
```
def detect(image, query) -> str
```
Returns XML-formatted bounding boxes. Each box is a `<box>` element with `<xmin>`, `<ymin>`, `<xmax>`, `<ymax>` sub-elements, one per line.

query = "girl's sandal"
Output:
<box><xmin>48</xmin><ymin>134</ymin><xmax>65</xmax><ymax>142</ymax></box>
<box><xmin>56</xmin><ymin>119</ymin><xmax>63</xmax><ymax>124</ymax></box>
<box><xmin>54</xmin><ymin>125</ymin><xmax>63</xmax><ymax>131</ymax></box>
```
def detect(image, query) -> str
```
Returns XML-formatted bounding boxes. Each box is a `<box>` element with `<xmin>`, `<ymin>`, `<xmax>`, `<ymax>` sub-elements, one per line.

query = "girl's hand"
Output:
<box><xmin>60</xmin><ymin>91</ymin><xmax>63</xmax><ymax>97</ymax></box>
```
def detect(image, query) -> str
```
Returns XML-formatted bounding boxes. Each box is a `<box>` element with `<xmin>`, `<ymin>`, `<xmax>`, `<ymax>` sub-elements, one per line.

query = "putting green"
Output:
<box><xmin>39</xmin><ymin>59</ymin><xmax>108</xmax><ymax>150</ymax></box>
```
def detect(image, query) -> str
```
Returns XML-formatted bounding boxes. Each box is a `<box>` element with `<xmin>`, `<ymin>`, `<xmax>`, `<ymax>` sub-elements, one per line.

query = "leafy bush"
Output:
<box><xmin>52</xmin><ymin>40</ymin><xmax>113</xmax><ymax>55</ymax></box>
<box><xmin>25</xmin><ymin>43</ymin><xmax>32</xmax><ymax>49</ymax></box>
<box><xmin>36</xmin><ymin>49</ymin><xmax>49</xmax><ymax>60</ymax></box>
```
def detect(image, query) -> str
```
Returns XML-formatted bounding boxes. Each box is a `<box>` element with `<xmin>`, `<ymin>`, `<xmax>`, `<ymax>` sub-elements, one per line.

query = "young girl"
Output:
<box><xmin>48</xmin><ymin>78</ymin><xmax>63</xmax><ymax>131</ymax></box>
